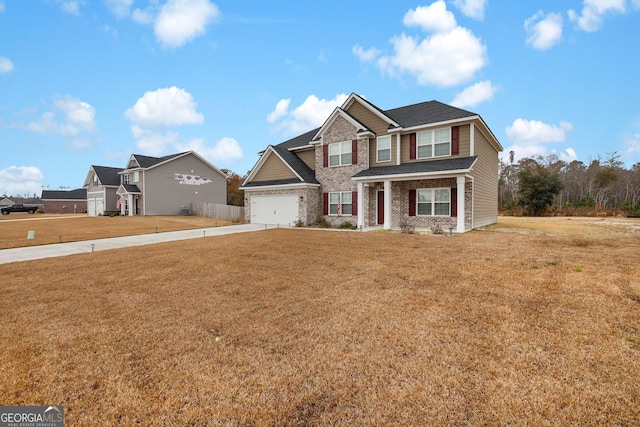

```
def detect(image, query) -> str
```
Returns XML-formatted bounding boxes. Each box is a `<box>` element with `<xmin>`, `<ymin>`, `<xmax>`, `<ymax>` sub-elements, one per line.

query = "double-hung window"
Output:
<box><xmin>123</xmin><ymin>174</ymin><xmax>130</xmax><ymax>184</ymax></box>
<box><xmin>329</xmin><ymin>141</ymin><xmax>352</xmax><ymax>166</ymax></box>
<box><xmin>377</xmin><ymin>135</ymin><xmax>391</xmax><ymax>162</ymax></box>
<box><xmin>417</xmin><ymin>128</ymin><xmax>451</xmax><ymax>158</ymax></box>
<box><xmin>417</xmin><ymin>188</ymin><xmax>450</xmax><ymax>216</ymax></box>
<box><xmin>133</xmin><ymin>171</ymin><xmax>139</xmax><ymax>182</ymax></box>
<box><xmin>329</xmin><ymin>191</ymin><xmax>353</xmax><ymax>215</ymax></box>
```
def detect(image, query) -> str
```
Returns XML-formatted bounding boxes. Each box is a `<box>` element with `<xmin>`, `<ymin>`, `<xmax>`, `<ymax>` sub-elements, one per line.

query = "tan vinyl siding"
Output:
<box><xmin>295</xmin><ymin>148</ymin><xmax>316</xmax><ymax>170</ymax></box>
<box><xmin>253</xmin><ymin>152</ymin><xmax>297</xmax><ymax>182</ymax></box>
<box><xmin>470</xmin><ymin>125</ymin><xmax>499</xmax><ymax>227</ymax></box>
<box><xmin>400</xmin><ymin>123</ymin><xmax>471</xmax><ymax>164</ymax></box>
<box><xmin>369</xmin><ymin>134</ymin><xmax>398</xmax><ymax>167</ymax></box>
<box><xmin>346</xmin><ymin>102</ymin><xmax>390</xmax><ymax>136</ymax></box>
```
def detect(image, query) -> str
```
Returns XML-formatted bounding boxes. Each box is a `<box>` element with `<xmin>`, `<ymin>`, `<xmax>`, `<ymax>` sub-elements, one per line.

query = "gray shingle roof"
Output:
<box><xmin>132</xmin><ymin>152</ymin><xmax>186</xmax><ymax>169</ymax></box>
<box><xmin>242</xmin><ymin>178</ymin><xmax>303</xmax><ymax>188</ymax></box>
<box><xmin>385</xmin><ymin>100</ymin><xmax>477</xmax><ymax>129</ymax></box>
<box><xmin>42</xmin><ymin>188</ymin><xmax>87</xmax><ymax>200</ymax></box>
<box><xmin>271</xmin><ymin>144</ymin><xmax>319</xmax><ymax>184</ymax></box>
<box><xmin>353</xmin><ymin>156</ymin><xmax>477</xmax><ymax>178</ymax></box>
<box><xmin>121</xmin><ymin>184</ymin><xmax>141</xmax><ymax>193</ymax></box>
<box><xmin>92</xmin><ymin>165</ymin><xmax>122</xmax><ymax>186</ymax></box>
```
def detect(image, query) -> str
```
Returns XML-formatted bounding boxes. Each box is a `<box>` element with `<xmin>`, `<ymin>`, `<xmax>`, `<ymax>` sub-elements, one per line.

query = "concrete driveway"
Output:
<box><xmin>0</xmin><ymin>223</ymin><xmax>266</xmax><ymax>265</ymax></box>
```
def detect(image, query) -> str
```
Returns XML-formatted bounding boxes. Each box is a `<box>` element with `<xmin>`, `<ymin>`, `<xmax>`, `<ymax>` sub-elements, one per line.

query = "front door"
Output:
<box><xmin>377</xmin><ymin>190</ymin><xmax>384</xmax><ymax>225</ymax></box>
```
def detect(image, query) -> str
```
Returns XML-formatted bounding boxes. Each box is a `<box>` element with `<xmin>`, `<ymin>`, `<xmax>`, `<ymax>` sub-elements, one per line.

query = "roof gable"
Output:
<box><xmin>311</xmin><ymin>107</ymin><xmax>372</xmax><ymax>143</ymax></box>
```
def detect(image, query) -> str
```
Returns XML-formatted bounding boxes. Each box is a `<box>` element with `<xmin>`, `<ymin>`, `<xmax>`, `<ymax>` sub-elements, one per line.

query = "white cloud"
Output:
<box><xmin>132</xmin><ymin>7</ymin><xmax>154</xmax><ymax>24</ymax></box>
<box><xmin>269</xmin><ymin>93</ymin><xmax>348</xmax><ymax>136</ymax></box>
<box><xmin>130</xmin><ymin>126</ymin><xmax>180</xmax><ymax>156</ymax></box>
<box><xmin>568</xmin><ymin>0</ymin><xmax>626</xmax><ymax>32</ymax></box>
<box><xmin>506</xmin><ymin>118</ymin><xmax>574</xmax><ymax>145</ymax></box>
<box><xmin>352</xmin><ymin>45</ymin><xmax>381</xmax><ymax>62</ymax></box>
<box><xmin>125</xmin><ymin>87</ymin><xmax>233</xmax><ymax>159</ymax></box>
<box><xmin>403</xmin><ymin>1</ymin><xmax>457</xmax><ymax>33</ymax></box>
<box><xmin>267</xmin><ymin>99</ymin><xmax>290</xmax><ymax>123</ymax></box>
<box><xmin>125</xmin><ymin>87</ymin><xmax>204</xmax><ymax>128</ymax></box>
<box><xmin>525</xmin><ymin>11</ymin><xmax>563</xmax><ymax>50</ymax></box>
<box><xmin>154</xmin><ymin>0</ymin><xmax>220</xmax><ymax>48</ymax></box>
<box><xmin>452</xmin><ymin>0</ymin><xmax>487</xmax><ymax>20</ymax></box>
<box><xmin>560</xmin><ymin>147</ymin><xmax>578</xmax><ymax>162</ymax></box>
<box><xmin>451</xmin><ymin>80</ymin><xmax>498</xmax><ymax>108</ymax></box>
<box><xmin>370</xmin><ymin>2</ymin><xmax>487</xmax><ymax>87</ymax></box>
<box><xmin>0</xmin><ymin>56</ymin><xmax>14</xmax><ymax>74</ymax></box>
<box><xmin>61</xmin><ymin>1</ymin><xmax>80</xmax><ymax>15</ymax></box>
<box><xmin>377</xmin><ymin>27</ymin><xmax>487</xmax><ymax>87</ymax></box>
<box><xmin>625</xmin><ymin>133</ymin><xmax>640</xmax><ymax>153</ymax></box>
<box><xmin>104</xmin><ymin>0</ymin><xmax>133</xmax><ymax>18</ymax></box>
<box><xmin>500</xmin><ymin>145</ymin><xmax>578</xmax><ymax>163</ymax></box>
<box><xmin>0</xmin><ymin>2</ymin><xmax>5</xmax><ymax>13</ymax></box>
<box><xmin>24</xmin><ymin>95</ymin><xmax>96</xmax><ymax>138</ymax></box>
<box><xmin>176</xmin><ymin>137</ymin><xmax>243</xmax><ymax>163</ymax></box>
<box><xmin>0</xmin><ymin>166</ymin><xmax>45</xmax><ymax>196</ymax></box>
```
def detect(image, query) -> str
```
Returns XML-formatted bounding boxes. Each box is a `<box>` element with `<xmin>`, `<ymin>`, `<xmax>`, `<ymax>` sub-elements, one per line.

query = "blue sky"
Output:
<box><xmin>1</xmin><ymin>0</ymin><xmax>639</xmax><ymax>196</ymax></box>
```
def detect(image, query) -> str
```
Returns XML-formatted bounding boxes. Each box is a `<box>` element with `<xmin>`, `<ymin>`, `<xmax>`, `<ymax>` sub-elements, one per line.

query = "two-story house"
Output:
<box><xmin>84</xmin><ymin>151</ymin><xmax>227</xmax><ymax>216</ymax></box>
<box><xmin>241</xmin><ymin>93</ymin><xmax>502</xmax><ymax>232</ymax></box>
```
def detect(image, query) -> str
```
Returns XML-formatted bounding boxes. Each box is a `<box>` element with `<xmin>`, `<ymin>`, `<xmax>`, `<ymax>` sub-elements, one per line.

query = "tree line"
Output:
<box><xmin>499</xmin><ymin>151</ymin><xmax>640</xmax><ymax>216</ymax></box>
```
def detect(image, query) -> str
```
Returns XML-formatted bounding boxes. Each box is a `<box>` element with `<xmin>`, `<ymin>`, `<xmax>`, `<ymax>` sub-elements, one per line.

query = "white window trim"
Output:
<box><xmin>376</xmin><ymin>135</ymin><xmax>391</xmax><ymax>163</ymax></box>
<box><xmin>328</xmin><ymin>141</ymin><xmax>352</xmax><ymax>167</ymax></box>
<box><xmin>329</xmin><ymin>191</ymin><xmax>353</xmax><ymax>216</ymax></box>
<box><xmin>417</xmin><ymin>188</ymin><xmax>451</xmax><ymax>217</ymax></box>
<box><xmin>133</xmin><ymin>171</ymin><xmax>139</xmax><ymax>182</ymax></box>
<box><xmin>417</xmin><ymin>127</ymin><xmax>451</xmax><ymax>159</ymax></box>
<box><xmin>123</xmin><ymin>174</ymin><xmax>130</xmax><ymax>184</ymax></box>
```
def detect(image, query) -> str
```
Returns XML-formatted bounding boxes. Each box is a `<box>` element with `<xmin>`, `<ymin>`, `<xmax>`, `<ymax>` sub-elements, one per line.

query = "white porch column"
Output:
<box><xmin>127</xmin><ymin>194</ymin><xmax>134</xmax><ymax>216</ymax></box>
<box><xmin>357</xmin><ymin>182</ymin><xmax>364</xmax><ymax>229</ymax></box>
<box><xmin>396</xmin><ymin>134</ymin><xmax>401</xmax><ymax>165</ymax></box>
<box><xmin>456</xmin><ymin>176</ymin><xmax>466</xmax><ymax>233</ymax></box>
<box><xmin>384</xmin><ymin>180</ymin><xmax>392</xmax><ymax>230</ymax></box>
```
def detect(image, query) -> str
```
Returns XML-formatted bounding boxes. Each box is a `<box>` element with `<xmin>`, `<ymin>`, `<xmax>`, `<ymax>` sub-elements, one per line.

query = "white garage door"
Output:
<box><xmin>251</xmin><ymin>194</ymin><xmax>299</xmax><ymax>226</ymax></box>
<box><xmin>88</xmin><ymin>198</ymin><xmax>104</xmax><ymax>216</ymax></box>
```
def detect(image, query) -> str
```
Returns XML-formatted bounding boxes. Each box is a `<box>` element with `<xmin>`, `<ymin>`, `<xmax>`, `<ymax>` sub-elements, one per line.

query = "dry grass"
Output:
<box><xmin>0</xmin><ymin>217</ymin><xmax>639</xmax><ymax>425</ymax></box>
<box><xmin>0</xmin><ymin>214</ymin><xmax>231</xmax><ymax>249</ymax></box>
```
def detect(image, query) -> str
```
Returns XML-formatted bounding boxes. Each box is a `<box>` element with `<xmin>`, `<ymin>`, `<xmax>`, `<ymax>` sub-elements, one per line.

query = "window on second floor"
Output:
<box><xmin>417</xmin><ymin>188</ymin><xmax>450</xmax><ymax>216</ymax></box>
<box><xmin>329</xmin><ymin>141</ymin><xmax>352</xmax><ymax>167</ymax></box>
<box><xmin>377</xmin><ymin>135</ymin><xmax>391</xmax><ymax>163</ymax></box>
<box><xmin>133</xmin><ymin>171</ymin><xmax>139</xmax><ymax>182</ymax></box>
<box><xmin>417</xmin><ymin>128</ymin><xmax>451</xmax><ymax>159</ymax></box>
<box><xmin>123</xmin><ymin>174</ymin><xmax>130</xmax><ymax>184</ymax></box>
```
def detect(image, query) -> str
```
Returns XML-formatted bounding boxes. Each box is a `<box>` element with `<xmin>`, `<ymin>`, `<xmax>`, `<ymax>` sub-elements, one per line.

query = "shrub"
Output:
<box><xmin>315</xmin><ymin>218</ymin><xmax>331</xmax><ymax>228</ymax></box>
<box><xmin>294</xmin><ymin>219</ymin><xmax>305</xmax><ymax>227</ymax></box>
<box><xmin>338</xmin><ymin>221</ymin><xmax>355</xmax><ymax>230</ymax></box>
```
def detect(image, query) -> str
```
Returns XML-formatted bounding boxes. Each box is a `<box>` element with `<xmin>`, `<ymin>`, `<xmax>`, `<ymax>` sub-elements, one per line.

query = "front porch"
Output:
<box><xmin>354</xmin><ymin>175</ymin><xmax>472</xmax><ymax>233</ymax></box>
<box><xmin>116</xmin><ymin>184</ymin><xmax>142</xmax><ymax>216</ymax></box>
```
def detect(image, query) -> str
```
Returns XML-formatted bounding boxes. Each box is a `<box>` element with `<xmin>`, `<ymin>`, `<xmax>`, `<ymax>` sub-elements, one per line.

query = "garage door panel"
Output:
<box><xmin>251</xmin><ymin>195</ymin><xmax>298</xmax><ymax>225</ymax></box>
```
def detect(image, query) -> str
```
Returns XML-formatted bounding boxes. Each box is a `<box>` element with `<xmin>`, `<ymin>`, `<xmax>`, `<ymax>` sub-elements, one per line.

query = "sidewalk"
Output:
<box><xmin>0</xmin><ymin>223</ymin><xmax>266</xmax><ymax>265</ymax></box>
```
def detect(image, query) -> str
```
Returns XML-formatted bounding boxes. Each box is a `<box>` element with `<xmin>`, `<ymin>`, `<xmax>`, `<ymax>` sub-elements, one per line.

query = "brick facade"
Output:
<box><xmin>43</xmin><ymin>200</ymin><xmax>87</xmax><ymax>214</ymax></box>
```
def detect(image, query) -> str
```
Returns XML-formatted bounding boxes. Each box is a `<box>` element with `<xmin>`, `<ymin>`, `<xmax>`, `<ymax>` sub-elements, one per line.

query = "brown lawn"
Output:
<box><xmin>0</xmin><ymin>214</ymin><xmax>232</xmax><ymax>249</ymax></box>
<box><xmin>0</xmin><ymin>217</ymin><xmax>639</xmax><ymax>425</ymax></box>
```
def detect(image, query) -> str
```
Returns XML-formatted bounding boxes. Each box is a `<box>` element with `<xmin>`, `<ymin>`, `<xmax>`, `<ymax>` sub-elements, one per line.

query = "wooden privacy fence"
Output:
<box><xmin>191</xmin><ymin>202</ymin><xmax>245</xmax><ymax>220</ymax></box>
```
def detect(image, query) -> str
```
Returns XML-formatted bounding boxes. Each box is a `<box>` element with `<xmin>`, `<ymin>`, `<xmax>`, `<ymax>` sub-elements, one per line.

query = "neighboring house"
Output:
<box><xmin>241</xmin><ymin>93</ymin><xmax>503</xmax><ymax>232</ymax></box>
<box><xmin>109</xmin><ymin>151</ymin><xmax>227</xmax><ymax>216</ymax></box>
<box><xmin>0</xmin><ymin>197</ymin><xmax>14</xmax><ymax>207</ymax></box>
<box><xmin>41</xmin><ymin>189</ymin><xmax>87</xmax><ymax>214</ymax></box>
<box><xmin>84</xmin><ymin>166</ymin><xmax>123</xmax><ymax>216</ymax></box>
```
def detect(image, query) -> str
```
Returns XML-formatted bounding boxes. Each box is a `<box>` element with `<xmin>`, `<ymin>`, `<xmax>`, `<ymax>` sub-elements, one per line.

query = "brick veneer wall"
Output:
<box><xmin>43</xmin><ymin>200</ymin><xmax>87</xmax><ymax>214</ymax></box>
<box><xmin>315</xmin><ymin>115</ymin><xmax>369</xmax><ymax>227</ymax></box>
